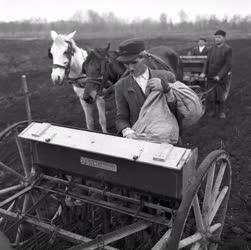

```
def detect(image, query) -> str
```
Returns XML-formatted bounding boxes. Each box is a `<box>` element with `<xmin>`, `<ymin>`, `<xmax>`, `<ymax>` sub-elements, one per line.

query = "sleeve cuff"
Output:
<box><xmin>161</xmin><ymin>80</ymin><xmax>171</xmax><ymax>93</ymax></box>
<box><xmin>122</xmin><ymin>128</ymin><xmax>135</xmax><ymax>137</ymax></box>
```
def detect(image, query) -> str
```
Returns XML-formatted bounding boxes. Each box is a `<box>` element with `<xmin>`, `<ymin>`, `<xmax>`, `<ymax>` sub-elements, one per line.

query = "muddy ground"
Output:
<box><xmin>0</xmin><ymin>37</ymin><xmax>250</xmax><ymax>249</ymax></box>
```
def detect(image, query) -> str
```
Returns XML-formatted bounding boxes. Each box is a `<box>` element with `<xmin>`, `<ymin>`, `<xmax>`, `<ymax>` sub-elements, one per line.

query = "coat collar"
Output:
<box><xmin>126</xmin><ymin>67</ymin><xmax>158</xmax><ymax>92</ymax></box>
<box><xmin>126</xmin><ymin>72</ymin><xmax>146</xmax><ymax>107</ymax></box>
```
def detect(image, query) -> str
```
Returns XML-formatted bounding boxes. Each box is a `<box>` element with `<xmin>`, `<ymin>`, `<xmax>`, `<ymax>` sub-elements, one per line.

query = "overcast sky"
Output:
<box><xmin>0</xmin><ymin>0</ymin><xmax>250</xmax><ymax>22</ymax></box>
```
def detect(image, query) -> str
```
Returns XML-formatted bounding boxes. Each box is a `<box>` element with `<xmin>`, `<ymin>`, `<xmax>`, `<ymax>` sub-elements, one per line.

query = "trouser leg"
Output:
<box><xmin>218</xmin><ymin>101</ymin><xmax>226</xmax><ymax>118</ymax></box>
<box><xmin>218</xmin><ymin>101</ymin><xmax>225</xmax><ymax>113</ymax></box>
<box><xmin>216</xmin><ymin>80</ymin><xmax>228</xmax><ymax>118</ymax></box>
<box><xmin>207</xmin><ymin>83</ymin><xmax>217</xmax><ymax>116</ymax></box>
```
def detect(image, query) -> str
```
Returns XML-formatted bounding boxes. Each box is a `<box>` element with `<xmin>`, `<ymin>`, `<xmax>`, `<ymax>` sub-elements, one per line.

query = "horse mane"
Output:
<box><xmin>103</xmin><ymin>50</ymin><xmax>126</xmax><ymax>83</ymax></box>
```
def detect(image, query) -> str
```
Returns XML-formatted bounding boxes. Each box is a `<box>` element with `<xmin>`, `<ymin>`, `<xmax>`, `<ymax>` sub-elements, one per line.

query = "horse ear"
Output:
<box><xmin>66</xmin><ymin>31</ymin><xmax>76</xmax><ymax>40</ymax></box>
<box><xmin>85</xmin><ymin>46</ymin><xmax>93</xmax><ymax>54</ymax></box>
<box><xmin>105</xmin><ymin>43</ymin><xmax>110</xmax><ymax>52</ymax></box>
<box><xmin>50</xmin><ymin>30</ymin><xmax>58</xmax><ymax>40</ymax></box>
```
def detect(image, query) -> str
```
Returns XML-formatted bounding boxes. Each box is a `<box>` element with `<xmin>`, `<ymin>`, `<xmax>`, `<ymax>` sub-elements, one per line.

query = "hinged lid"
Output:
<box><xmin>19</xmin><ymin>122</ymin><xmax>193</xmax><ymax>170</ymax></box>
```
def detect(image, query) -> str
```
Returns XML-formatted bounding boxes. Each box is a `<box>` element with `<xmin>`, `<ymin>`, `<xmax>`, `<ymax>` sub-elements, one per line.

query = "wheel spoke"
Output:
<box><xmin>0</xmin><ymin>186</ymin><xmax>32</xmax><ymax>209</ymax></box>
<box><xmin>0</xmin><ymin>201</ymin><xmax>15</xmax><ymax>226</ymax></box>
<box><xmin>30</xmin><ymin>192</ymin><xmax>42</xmax><ymax>220</ymax></box>
<box><xmin>51</xmin><ymin>204</ymin><xmax>62</xmax><ymax>223</ymax></box>
<box><xmin>152</xmin><ymin>229</ymin><xmax>171</xmax><ymax>249</ymax></box>
<box><xmin>192</xmin><ymin>194</ymin><xmax>205</xmax><ymax>232</ymax></box>
<box><xmin>209</xmin><ymin>186</ymin><xmax>228</xmax><ymax>225</ymax></box>
<box><xmin>168</xmin><ymin>151</ymin><xmax>230</xmax><ymax>250</ymax></box>
<box><xmin>191</xmin><ymin>242</ymin><xmax>202</xmax><ymax>250</ymax></box>
<box><xmin>210</xmin><ymin>162</ymin><xmax>226</xmax><ymax>209</ymax></box>
<box><xmin>0</xmin><ymin>161</ymin><xmax>25</xmax><ymax>181</ymax></box>
<box><xmin>15</xmin><ymin>193</ymin><xmax>30</xmax><ymax>244</ymax></box>
<box><xmin>0</xmin><ymin>183</ymin><xmax>26</xmax><ymax>196</ymax></box>
<box><xmin>15</xmin><ymin>133</ymin><xmax>30</xmax><ymax>177</ymax></box>
<box><xmin>178</xmin><ymin>223</ymin><xmax>221</xmax><ymax>249</ymax></box>
<box><xmin>202</xmin><ymin>161</ymin><xmax>215</xmax><ymax>224</ymax></box>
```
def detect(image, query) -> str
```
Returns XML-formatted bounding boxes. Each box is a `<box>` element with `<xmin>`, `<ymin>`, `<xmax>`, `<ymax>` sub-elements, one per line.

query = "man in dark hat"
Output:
<box><xmin>115</xmin><ymin>38</ymin><xmax>176</xmax><ymax>138</ymax></box>
<box><xmin>189</xmin><ymin>37</ymin><xmax>208</xmax><ymax>56</ymax></box>
<box><xmin>200</xmin><ymin>29</ymin><xmax>232</xmax><ymax>119</ymax></box>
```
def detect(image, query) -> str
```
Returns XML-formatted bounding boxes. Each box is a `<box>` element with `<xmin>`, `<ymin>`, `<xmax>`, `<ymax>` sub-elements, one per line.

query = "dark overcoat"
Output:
<box><xmin>203</xmin><ymin>43</ymin><xmax>232</xmax><ymax>102</ymax></box>
<box><xmin>203</xmin><ymin>43</ymin><xmax>232</xmax><ymax>80</ymax></box>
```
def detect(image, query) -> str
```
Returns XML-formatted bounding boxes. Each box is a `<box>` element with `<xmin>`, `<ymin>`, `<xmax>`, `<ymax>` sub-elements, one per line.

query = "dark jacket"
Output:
<box><xmin>203</xmin><ymin>43</ymin><xmax>232</xmax><ymax>80</ymax></box>
<box><xmin>115</xmin><ymin>69</ymin><xmax>174</xmax><ymax>133</ymax></box>
<box><xmin>191</xmin><ymin>46</ymin><xmax>208</xmax><ymax>56</ymax></box>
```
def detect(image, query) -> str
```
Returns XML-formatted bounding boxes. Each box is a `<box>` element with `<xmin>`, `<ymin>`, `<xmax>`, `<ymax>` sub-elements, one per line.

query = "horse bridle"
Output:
<box><xmin>84</xmin><ymin>50</ymin><xmax>111</xmax><ymax>96</ymax></box>
<box><xmin>50</xmin><ymin>41</ymin><xmax>75</xmax><ymax>82</ymax></box>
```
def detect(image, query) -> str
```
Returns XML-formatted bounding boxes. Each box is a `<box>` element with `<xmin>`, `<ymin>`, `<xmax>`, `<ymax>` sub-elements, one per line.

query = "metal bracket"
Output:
<box><xmin>132</xmin><ymin>148</ymin><xmax>144</xmax><ymax>161</ymax></box>
<box><xmin>31</xmin><ymin>123</ymin><xmax>51</xmax><ymax>138</ymax></box>
<box><xmin>153</xmin><ymin>144</ymin><xmax>173</xmax><ymax>162</ymax></box>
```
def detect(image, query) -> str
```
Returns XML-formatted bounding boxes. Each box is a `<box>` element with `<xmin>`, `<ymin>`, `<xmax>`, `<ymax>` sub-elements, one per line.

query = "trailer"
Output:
<box><xmin>178</xmin><ymin>55</ymin><xmax>209</xmax><ymax>106</ymax></box>
<box><xmin>179</xmin><ymin>56</ymin><xmax>207</xmax><ymax>85</ymax></box>
<box><xmin>0</xmin><ymin>119</ymin><xmax>231</xmax><ymax>250</ymax></box>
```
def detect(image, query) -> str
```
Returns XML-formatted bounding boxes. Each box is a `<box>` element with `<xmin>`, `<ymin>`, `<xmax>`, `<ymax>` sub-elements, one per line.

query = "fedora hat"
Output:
<box><xmin>214</xmin><ymin>29</ymin><xmax>226</xmax><ymax>37</ymax></box>
<box><xmin>117</xmin><ymin>39</ymin><xmax>145</xmax><ymax>63</ymax></box>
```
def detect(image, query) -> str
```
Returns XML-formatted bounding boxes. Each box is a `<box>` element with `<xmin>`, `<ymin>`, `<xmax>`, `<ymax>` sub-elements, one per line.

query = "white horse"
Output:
<box><xmin>49</xmin><ymin>30</ymin><xmax>107</xmax><ymax>132</ymax></box>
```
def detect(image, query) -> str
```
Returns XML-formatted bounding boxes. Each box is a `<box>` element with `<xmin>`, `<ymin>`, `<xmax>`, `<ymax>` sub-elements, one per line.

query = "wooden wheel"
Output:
<box><xmin>0</xmin><ymin>121</ymin><xmax>33</xmax><ymax>246</ymax></box>
<box><xmin>0</xmin><ymin>121</ymin><xmax>63</xmax><ymax>249</ymax></box>
<box><xmin>155</xmin><ymin>150</ymin><xmax>231</xmax><ymax>250</ymax></box>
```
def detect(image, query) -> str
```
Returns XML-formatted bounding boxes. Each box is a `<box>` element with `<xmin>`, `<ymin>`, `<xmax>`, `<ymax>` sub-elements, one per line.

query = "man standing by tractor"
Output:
<box><xmin>200</xmin><ymin>29</ymin><xmax>232</xmax><ymax>119</ymax></box>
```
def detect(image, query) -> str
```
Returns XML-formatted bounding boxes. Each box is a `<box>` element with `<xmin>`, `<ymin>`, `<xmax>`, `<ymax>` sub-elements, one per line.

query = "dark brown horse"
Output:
<box><xmin>82</xmin><ymin>44</ymin><xmax>180</xmax><ymax>131</ymax></box>
<box><xmin>82</xmin><ymin>45</ymin><xmax>126</xmax><ymax>103</ymax></box>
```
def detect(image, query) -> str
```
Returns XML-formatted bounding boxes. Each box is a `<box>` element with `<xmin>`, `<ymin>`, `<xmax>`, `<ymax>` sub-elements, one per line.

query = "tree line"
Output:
<box><xmin>0</xmin><ymin>10</ymin><xmax>250</xmax><ymax>39</ymax></box>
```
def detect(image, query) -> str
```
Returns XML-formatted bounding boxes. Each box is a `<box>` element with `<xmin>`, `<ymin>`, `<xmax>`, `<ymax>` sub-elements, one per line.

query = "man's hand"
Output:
<box><xmin>147</xmin><ymin>78</ymin><xmax>162</xmax><ymax>90</ymax></box>
<box><xmin>122</xmin><ymin>127</ymin><xmax>137</xmax><ymax>139</ymax></box>
<box><xmin>147</xmin><ymin>78</ymin><xmax>170</xmax><ymax>93</ymax></box>
<box><xmin>214</xmin><ymin>75</ymin><xmax>220</xmax><ymax>81</ymax></box>
<box><xmin>125</xmin><ymin>133</ymin><xmax>137</xmax><ymax>139</ymax></box>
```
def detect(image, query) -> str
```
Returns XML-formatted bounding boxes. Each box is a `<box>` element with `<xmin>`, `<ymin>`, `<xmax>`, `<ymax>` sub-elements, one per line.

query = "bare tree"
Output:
<box><xmin>0</xmin><ymin>10</ymin><xmax>251</xmax><ymax>39</ymax></box>
<box><xmin>178</xmin><ymin>10</ymin><xmax>188</xmax><ymax>23</ymax></box>
<box><xmin>160</xmin><ymin>13</ymin><xmax>168</xmax><ymax>27</ymax></box>
<box><xmin>70</xmin><ymin>11</ymin><xmax>85</xmax><ymax>23</ymax></box>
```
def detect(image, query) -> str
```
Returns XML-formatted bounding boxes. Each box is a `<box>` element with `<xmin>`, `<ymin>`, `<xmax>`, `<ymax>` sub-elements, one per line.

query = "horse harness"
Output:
<box><xmin>82</xmin><ymin>49</ymin><xmax>175</xmax><ymax>95</ymax></box>
<box><xmin>83</xmin><ymin>50</ymin><xmax>114</xmax><ymax>96</ymax></box>
<box><xmin>49</xmin><ymin>41</ymin><xmax>87</xmax><ymax>88</ymax></box>
<box><xmin>140</xmin><ymin>51</ymin><xmax>174</xmax><ymax>73</ymax></box>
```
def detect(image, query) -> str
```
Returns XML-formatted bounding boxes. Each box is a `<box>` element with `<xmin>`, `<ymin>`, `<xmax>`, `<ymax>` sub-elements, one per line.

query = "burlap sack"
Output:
<box><xmin>169</xmin><ymin>81</ymin><xmax>204</xmax><ymax>129</ymax></box>
<box><xmin>132</xmin><ymin>83</ymin><xmax>179</xmax><ymax>144</ymax></box>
